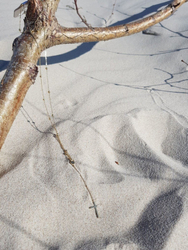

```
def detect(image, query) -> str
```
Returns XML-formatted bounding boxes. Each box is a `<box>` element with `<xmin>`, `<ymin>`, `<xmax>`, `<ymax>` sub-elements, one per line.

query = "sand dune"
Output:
<box><xmin>1</xmin><ymin>0</ymin><xmax>188</xmax><ymax>249</ymax></box>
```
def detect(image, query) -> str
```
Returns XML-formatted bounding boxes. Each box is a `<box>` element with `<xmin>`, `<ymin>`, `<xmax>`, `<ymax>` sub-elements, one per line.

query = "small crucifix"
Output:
<box><xmin>89</xmin><ymin>202</ymin><xmax>99</xmax><ymax>218</ymax></box>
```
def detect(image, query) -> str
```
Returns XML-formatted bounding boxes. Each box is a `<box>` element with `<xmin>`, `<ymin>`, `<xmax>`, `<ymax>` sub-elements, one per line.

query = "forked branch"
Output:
<box><xmin>53</xmin><ymin>0</ymin><xmax>188</xmax><ymax>44</ymax></box>
<box><xmin>0</xmin><ymin>0</ymin><xmax>187</xmax><ymax>150</ymax></box>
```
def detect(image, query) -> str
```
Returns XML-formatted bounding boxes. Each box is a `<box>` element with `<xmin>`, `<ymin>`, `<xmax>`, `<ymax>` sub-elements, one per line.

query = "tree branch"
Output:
<box><xmin>0</xmin><ymin>0</ymin><xmax>187</xmax><ymax>149</ymax></box>
<box><xmin>0</xmin><ymin>0</ymin><xmax>59</xmax><ymax>149</ymax></box>
<box><xmin>52</xmin><ymin>0</ymin><xmax>187</xmax><ymax>45</ymax></box>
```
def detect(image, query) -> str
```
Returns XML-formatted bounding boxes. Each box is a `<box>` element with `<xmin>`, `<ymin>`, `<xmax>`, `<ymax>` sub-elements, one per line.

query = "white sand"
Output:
<box><xmin>1</xmin><ymin>0</ymin><xmax>188</xmax><ymax>249</ymax></box>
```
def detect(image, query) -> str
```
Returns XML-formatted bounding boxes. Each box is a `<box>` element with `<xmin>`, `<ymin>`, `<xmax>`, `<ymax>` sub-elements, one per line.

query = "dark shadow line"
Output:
<box><xmin>73</xmin><ymin>188</ymin><xmax>184</xmax><ymax>250</ymax></box>
<box><xmin>129</xmin><ymin>188</ymin><xmax>183</xmax><ymax>250</ymax></box>
<box><xmin>94</xmin><ymin>46</ymin><xmax>188</xmax><ymax>57</ymax></box>
<box><xmin>160</xmin><ymin>23</ymin><xmax>188</xmax><ymax>39</ymax></box>
<box><xmin>0</xmin><ymin>214</ymin><xmax>50</xmax><ymax>248</ymax></box>
<box><xmin>154</xmin><ymin>68</ymin><xmax>188</xmax><ymax>91</ymax></box>
<box><xmin>60</xmin><ymin>64</ymin><xmax>188</xmax><ymax>95</ymax></box>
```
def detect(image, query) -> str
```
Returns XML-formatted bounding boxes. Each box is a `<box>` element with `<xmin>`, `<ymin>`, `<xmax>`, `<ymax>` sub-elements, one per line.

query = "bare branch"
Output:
<box><xmin>0</xmin><ymin>0</ymin><xmax>187</xmax><ymax>149</ymax></box>
<box><xmin>0</xmin><ymin>33</ymin><xmax>39</xmax><ymax>149</ymax></box>
<box><xmin>53</xmin><ymin>0</ymin><xmax>188</xmax><ymax>45</ymax></box>
<box><xmin>74</xmin><ymin>0</ymin><xmax>92</xmax><ymax>28</ymax></box>
<box><xmin>0</xmin><ymin>0</ymin><xmax>59</xmax><ymax>149</ymax></box>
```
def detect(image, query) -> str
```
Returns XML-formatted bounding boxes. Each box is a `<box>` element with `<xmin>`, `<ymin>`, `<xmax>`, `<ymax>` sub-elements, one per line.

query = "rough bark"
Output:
<box><xmin>0</xmin><ymin>0</ymin><xmax>187</xmax><ymax>149</ymax></box>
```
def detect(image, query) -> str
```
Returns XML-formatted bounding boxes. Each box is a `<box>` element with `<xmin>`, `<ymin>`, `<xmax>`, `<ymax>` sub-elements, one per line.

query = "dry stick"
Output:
<box><xmin>54</xmin><ymin>0</ymin><xmax>188</xmax><ymax>45</ymax></box>
<box><xmin>74</xmin><ymin>0</ymin><xmax>93</xmax><ymax>29</ymax></box>
<box><xmin>21</xmin><ymin>105</ymin><xmax>40</xmax><ymax>131</ymax></box>
<box><xmin>54</xmin><ymin>134</ymin><xmax>99</xmax><ymax>218</ymax></box>
<box><xmin>20</xmin><ymin>105</ymin><xmax>54</xmax><ymax>135</ymax></box>
<box><xmin>41</xmin><ymin>64</ymin><xmax>99</xmax><ymax>218</ymax></box>
<box><xmin>40</xmin><ymin>23</ymin><xmax>99</xmax><ymax>218</ymax></box>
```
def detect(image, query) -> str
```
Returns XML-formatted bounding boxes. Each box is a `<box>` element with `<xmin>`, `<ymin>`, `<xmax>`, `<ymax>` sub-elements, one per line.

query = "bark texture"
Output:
<box><xmin>0</xmin><ymin>0</ymin><xmax>187</xmax><ymax>149</ymax></box>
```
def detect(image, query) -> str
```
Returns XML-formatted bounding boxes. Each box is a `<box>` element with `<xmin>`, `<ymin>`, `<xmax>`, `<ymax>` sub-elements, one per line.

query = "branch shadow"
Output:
<box><xmin>0</xmin><ymin>214</ymin><xmax>60</xmax><ymax>250</ymax></box>
<box><xmin>153</xmin><ymin>68</ymin><xmax>188</xmax><ymax>92</ymax></box>
<box><xmin>129</xmin><ymin>188</ymin><xmax>183</xmax><ymax>250</ymax></box>
<box><xmin>0</xmin><ymin>60</ymin><xmax>9</xmax><ymax>73</ymax></box>
<box><xmin>60</xmin><ymin>63</ymin><xmax>188</xmax><ymax>95</ymax></box>
<box><xmin>159</xmin><ymin>23</ymin><xmax>188</xmax><ymax>39</ymax></box>
<box><xmin>73</xmin><ymin>188</ymin><xmax>183</xmax><ymax>250</ymax></box>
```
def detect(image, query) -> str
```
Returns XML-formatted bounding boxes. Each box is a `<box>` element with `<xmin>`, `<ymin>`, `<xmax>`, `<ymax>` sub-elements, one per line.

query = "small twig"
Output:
<box><xmin>54</xmin><ymin>133</ymin><xmax>99</xmax><ymax>218</ymax></box>
<box><xmin>39</xmin><ymin>35</ymin><xmax>98</xmax><ymax>218</ymax></box>
<box><xmin>107</xmin><ymin>0</ymin><xmax>117</xmax><ymax>24</ymax></box>
<box><xmin>181</xmin><ymin>59</ymin><xmax>188</xmax><ymax>66</ymax></box>
<box><xmin>74</xmin><ymin>0</ymin><xmax>93</xmax><ymax>29</ymax></box>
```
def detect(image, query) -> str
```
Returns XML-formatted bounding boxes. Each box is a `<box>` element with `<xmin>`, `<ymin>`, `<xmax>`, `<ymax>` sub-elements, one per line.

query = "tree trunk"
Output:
<box><xmin>0</xmin><ymin>0</ymin><xmax>187</xmax><ymax>149</ymax></box>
